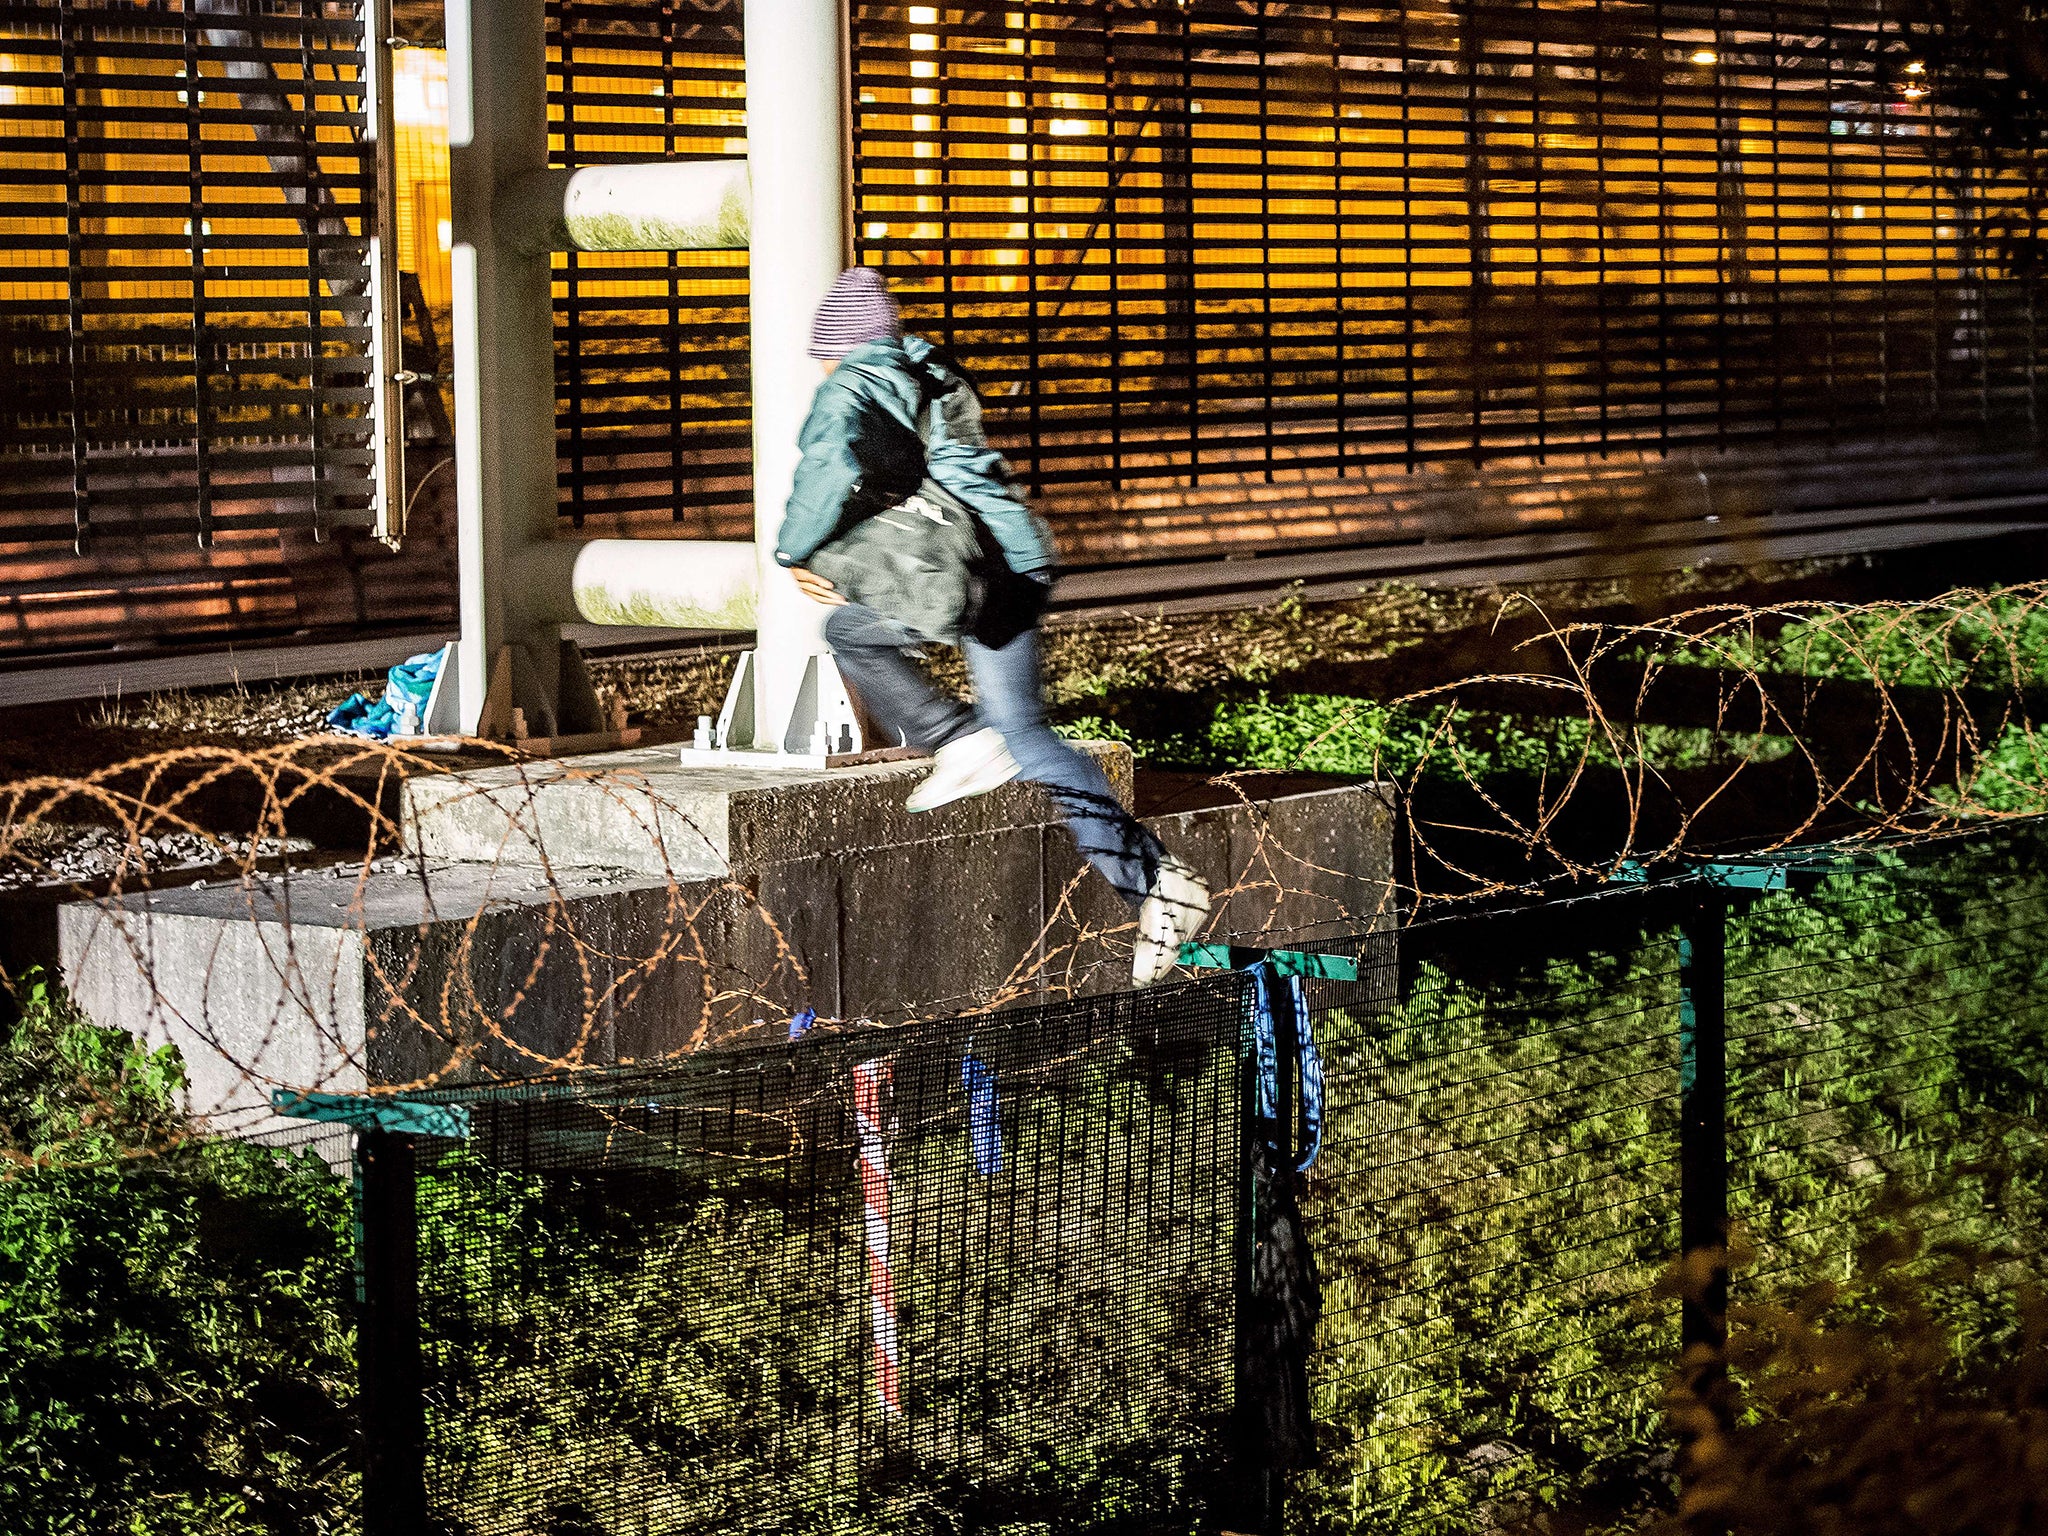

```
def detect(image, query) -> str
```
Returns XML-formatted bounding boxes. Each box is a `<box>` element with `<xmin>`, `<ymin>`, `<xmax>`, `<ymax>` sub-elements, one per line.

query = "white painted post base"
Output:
<box><xmin>678</xmin><ymin>649</ymin><xmax>910</xmax><ymax>770</ymax></box>
<box><xmin>417</xmin><ymin>641</ymin><xmax>462</xmax><ymax>735</ymax></box>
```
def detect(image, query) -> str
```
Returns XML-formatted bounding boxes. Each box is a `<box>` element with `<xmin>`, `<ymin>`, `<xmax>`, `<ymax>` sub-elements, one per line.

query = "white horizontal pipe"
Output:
<box><xmin>495</xmin><ymin>161</ymin><xmax>751</xmax><ymax>255</ymax></box>
<box><xmin>570</xmin><ymin>539</ymin><xmax>759</xmax><ymax>629</ymax></box>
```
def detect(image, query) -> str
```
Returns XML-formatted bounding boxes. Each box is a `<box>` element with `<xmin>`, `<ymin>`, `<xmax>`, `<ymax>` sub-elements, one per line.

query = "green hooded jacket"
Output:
<box><xmin>773</xmin><ymin>335</ymin><xmax>1055</xmax><ymax>576</ymax></box>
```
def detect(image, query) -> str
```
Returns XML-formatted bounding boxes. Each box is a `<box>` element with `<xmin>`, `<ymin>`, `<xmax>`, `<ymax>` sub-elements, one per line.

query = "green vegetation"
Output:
<box><xmin>1298</xmin><ymin>929</ymin><xmax>1682</xmax><ymax>1534</ymax></box>
<box><xmin>1066</xmin><ymin>690</ymin><xmax>1791</xmax><ymax>785</ymax></box>
<box><xmin>0</xmin><ymin>975</ymin><xmax>357</xmax><ymax>1536</ymax></box>
<box><xmin>1655</xmin><ymin>1216</ymin><xmax>2048</xmax><ymax>1536</ymax></box>
<box><xmin>1660</xmin><ymin>591</ymin><xmax>2048</xmax><ymax>692</ymax></box>
<box><xmin>1634</xmin><ymin>593</ymin><xmax>2048</xmax><ymax>816</ymax></box>
<box><xmin>1064</xmin><ymin>590</ymin><xmax>2040</xmax><ymax>790</ymax></box>
<box><xmin>1293</xmin><ymin>826</ymin><xmax>2048</xmax><ymax>1533</ymax></box>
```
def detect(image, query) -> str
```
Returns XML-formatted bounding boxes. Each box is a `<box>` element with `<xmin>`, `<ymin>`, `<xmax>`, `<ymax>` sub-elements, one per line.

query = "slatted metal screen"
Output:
<box><xmin>548</xmin><ymin>0</ymin><xmax>753</xmax><ymax>535</ymax></box>
<box><xmin>850</xmin><ymin>0</ymin><xmax>2048</xmax><ymax>553</ymax></box>
<box><xmin>533</xmin><ymin>0</ymin><xmax>2046</xmax><ymax>552</ymax></box>
<box><xmin>7</xmin><ymin>2</ymin><xmax>2043</xmax><ymax>584</ymax></box>
<box><xmin>0</xmin><ymin>0</ymin><xmax>374</xmax><ymax>552</ymax></box>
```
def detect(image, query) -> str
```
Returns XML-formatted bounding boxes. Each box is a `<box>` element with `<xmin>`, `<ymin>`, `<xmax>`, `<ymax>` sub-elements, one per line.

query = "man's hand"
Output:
<box><xmin>791</xmin><ymin>567</ymin><xmax>847</xmax><ymax>607</ymax></box>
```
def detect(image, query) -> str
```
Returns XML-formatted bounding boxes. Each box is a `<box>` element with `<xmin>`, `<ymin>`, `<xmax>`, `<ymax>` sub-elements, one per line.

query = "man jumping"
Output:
<box><xmin>776</xmin><ymin>266</ymin><xmax>1212</xmax><ymax>986</ymax></box>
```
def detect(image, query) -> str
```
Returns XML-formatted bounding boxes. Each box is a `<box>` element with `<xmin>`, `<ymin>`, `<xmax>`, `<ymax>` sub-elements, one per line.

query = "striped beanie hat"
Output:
<box><xmin>807</xmin><ymin>266</ymin><xmax>901</xmax><ymax>358</ymax></box>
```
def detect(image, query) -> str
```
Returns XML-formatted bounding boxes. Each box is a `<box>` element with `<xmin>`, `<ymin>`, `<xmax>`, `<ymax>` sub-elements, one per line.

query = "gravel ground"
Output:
<box><xmin>0</xmin><ymin>825</ymin><xmax>317</xmax><ymax>892</ymax></box>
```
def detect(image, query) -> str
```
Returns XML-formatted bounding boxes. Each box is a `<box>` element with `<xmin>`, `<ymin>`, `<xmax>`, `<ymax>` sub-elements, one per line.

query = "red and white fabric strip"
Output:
<box><xmin>852</xmin><ymin>1057</ymin><xmax>902</xmax><ymax>1416</ymax></box>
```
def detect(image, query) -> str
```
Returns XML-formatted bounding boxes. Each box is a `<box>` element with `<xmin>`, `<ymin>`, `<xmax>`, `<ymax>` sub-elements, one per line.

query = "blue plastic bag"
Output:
<box><xmin>327</xmin><ymin>649</ymin><xmax>444</xmax><ymax>740</ymax></box>
<box><xmin>325</xmin><ymin>692</ymin><xmax>373</xmax><ymax>734</ymax></box>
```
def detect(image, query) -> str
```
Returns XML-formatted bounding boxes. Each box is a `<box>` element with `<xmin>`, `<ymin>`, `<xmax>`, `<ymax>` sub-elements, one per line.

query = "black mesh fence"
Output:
<box><xmin>1294</xmin><ymin>901</ymin><xmax>1683</xmax><ymax>1533</ymax></box>
<box><xmin>397</xmin><ymin>980</ymin><xmax>1250</xmax><ymax>1536</ymax></box>
<box><xmin>1293</xmin><ymin>820</ymin><xmax>2048</xmax><ymax>1533</ymax></box>
<box><xmin>305</xmin><ymin>817</ymin><xmax>2048</xmax><ymax>1535</ymax></box>
<box><xmin>1722</xmin><ymin>829</ymin><xmax>2048</xmax><ymax>1307</ymax></box>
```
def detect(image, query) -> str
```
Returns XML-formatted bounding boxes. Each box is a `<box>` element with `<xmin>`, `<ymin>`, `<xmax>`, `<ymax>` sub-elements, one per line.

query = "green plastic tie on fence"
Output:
<box><xmin>271</xmin><ymin>1089</ymin><xmax>471</xmax><ymax>1140</ymax></box>
<box><xmin>1176</xmin><ymin>942</ymin><xmax>1359</xmax><ymax>981</ymax></box>
<box><xmin>1697</xmin><ymin>862</ymin><xmax>1792</xmax><ymax>890</ymax></box>
<box><xmin>1610</xmin><ymin>847</ymin><xmax>1870</xmax><ymax>890</ymax></box>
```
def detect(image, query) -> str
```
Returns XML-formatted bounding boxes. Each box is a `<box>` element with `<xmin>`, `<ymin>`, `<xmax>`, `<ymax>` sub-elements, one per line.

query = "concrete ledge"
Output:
<box><xmin>58</xmin><ymin>863</ymin><xmax>699</xmax><ymax>1136</ymax></box>
<box><xmin>400</xmin><ymin>740</ymin><xmax>1137</xmax><ymax>876</ymax></box>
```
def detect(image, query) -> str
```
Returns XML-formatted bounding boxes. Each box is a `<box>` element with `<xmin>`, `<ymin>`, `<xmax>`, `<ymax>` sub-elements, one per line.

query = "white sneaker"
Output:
<box><xmin>905</xmin><ymin>727</ymin><xmax>1022</xmax><ymax>813</ymax></box>
<box><xmin>1132</xmin><ymin>855</ymin><xmax>1212</xmax><ymax>988</ymax></box>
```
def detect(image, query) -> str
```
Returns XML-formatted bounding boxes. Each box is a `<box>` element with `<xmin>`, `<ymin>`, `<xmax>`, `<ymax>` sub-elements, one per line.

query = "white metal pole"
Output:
<box><xmin>743</xmin><ymin>0</ymin><xmax>847</xmax><ymax>748</ymax></box>
<box><xmin>446</xmin><ymin>0</ymin><xmax>556</xmax><ymax>734</ymax></box>
<box><xmin>362</xmin><ymin>0</ymin><xmax>405</xmax><ymax>546</ymax></box>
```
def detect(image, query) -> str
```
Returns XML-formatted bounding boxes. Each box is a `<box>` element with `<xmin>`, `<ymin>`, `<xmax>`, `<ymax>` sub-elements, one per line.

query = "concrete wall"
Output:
<box><xmin>60</xmin><ymin>888</ymin><xmax>368</xmax><ymax>1137</ymax></box>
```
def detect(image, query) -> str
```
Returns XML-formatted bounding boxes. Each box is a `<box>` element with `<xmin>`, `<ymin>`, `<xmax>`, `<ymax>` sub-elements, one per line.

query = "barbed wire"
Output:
<box><xmin>1375</xmin><ymin>583</ymin><xmax>2048</xmax><ymax>892</ymax></box>
<box><xmin>3</xmin><ymin>584</ymin><xmax>2045</xmax><ymax>1160</ymax></box>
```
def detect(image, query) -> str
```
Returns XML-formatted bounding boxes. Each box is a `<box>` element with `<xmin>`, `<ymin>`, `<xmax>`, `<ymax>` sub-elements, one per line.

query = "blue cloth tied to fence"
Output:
<box><xmin>962</xmin><ymin>1053</ymin><xmax>1001</xmax><ymax>1178</ymax></box>
<box><xmin>1250</xmin><ymin>965</ymin><xmax>1324</xmax><ymax>1174</ymax></box>
<box><xmin>327</xmin><ymin>649</ymin><xmax>443</xmax><ymax>740</ymax></box>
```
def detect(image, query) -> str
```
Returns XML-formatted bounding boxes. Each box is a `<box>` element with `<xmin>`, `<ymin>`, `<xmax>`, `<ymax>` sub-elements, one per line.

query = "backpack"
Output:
<box><xmin>804</xmin><ymin>377</ymin><xmax>994</xmax><ymax>647</ymax></box>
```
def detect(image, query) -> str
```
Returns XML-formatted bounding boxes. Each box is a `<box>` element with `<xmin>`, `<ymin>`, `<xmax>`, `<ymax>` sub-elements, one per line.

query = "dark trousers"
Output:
<box><xmin>823</xmin><ymin>600</ymin><xmax>1164</xmax><ymax>907</ymax></box>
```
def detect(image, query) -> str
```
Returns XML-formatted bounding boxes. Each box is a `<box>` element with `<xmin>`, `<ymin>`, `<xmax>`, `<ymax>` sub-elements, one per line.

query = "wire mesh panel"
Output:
<box><xmin>1726</xmin><ymin>823</ymin><xmax>2048</xmax><ymax>1304</ymax></box>
<box><xmin>317</xmin><ymin>819</ymin><xmax>2048</xmax><ymax>1534</ymax></box>
<box><xmin>0</xmin><ymin>0</ymin><xmax>374</xmax><ymax>548</ymax></box>
<box><xmin>1296</xmin><ymin>902</ymin><xmax>1683</xmax><ymax>1533</ymax></box>
<box><xmin>408</xmin><ymin>979</ymin><xmax>1247</xmax><ymax>1536</ymax></box>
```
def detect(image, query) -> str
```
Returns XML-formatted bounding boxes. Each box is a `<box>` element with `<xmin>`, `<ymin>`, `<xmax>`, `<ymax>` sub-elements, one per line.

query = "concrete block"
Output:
<box><xmin>400</xmin><ymin>741</ymin><xmax>1134</xmax><ymax>876</ymax></box>
<box><xmin>59</xmin><ymin>864</ymin><xmax>717</xmax><ymax>1135</ymax></box>
<box><xmin>742</xmin><ymin>858</ymin><xmax>845</xmax><ymax>1023</ymax></box>
<box><xmin>62</xmin><ymin>880</ymin><xmax>369</xmax><ymax>1137</ymax></box>
<box><xmin>400</xmin><ymin>749</ymin><xmax>736</xmax><ymax>879</ymax></box>
<box><xmin>834</xmin><ymin>826</ymin><xmax>1048</xmax><ymax>1020</ymax></box>
<box><xmin>1218</xmin><ymin>782</ymin><xmax>1398</xmax><ymax>942</ymax></box>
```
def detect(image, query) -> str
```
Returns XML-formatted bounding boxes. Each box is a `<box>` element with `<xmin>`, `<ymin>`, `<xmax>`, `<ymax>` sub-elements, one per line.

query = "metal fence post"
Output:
<box><xmin>1258</xmin><ymin>966</ymin><xmax>1299</xmax><ymax>1534</ymax></box>
<box><xmin>358</xmin><ymin>1129</ymin><xmax>428</xmax><ymax>1536</ymax></box>
<box><xmin>1230</xmin><ymin>970</ymin><xmax>1264</xmax><ymax>1531</ymax></box>
<box><xmin>1678</xmin><ymin>896</ymin><xmax>1732</xmax><ymax>1439</ymax></box>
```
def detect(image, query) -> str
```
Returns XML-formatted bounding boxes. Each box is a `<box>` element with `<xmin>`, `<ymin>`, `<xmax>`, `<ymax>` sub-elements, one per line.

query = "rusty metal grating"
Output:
<box><xmin>0</xmin><ymin>0</ymin><xmax>375</xmax><ymax>551</ymax></box>
<box><xmin>849</xmin><ymin>1</ymin><xmax>2048</xmax><ymax>503</ymax></box>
